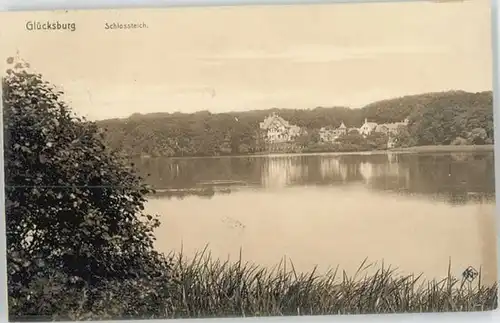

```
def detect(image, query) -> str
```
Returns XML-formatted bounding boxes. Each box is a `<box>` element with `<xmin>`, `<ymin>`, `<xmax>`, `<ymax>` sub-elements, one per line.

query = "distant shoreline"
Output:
<box><xmin>136</xmin><ymin>144</ymin><xmax>494</xmax><ymax>160</ymax></box>
<box><xmin>388</xmin><ymin>144</ymin><xmax>494</xmax><ymax>153</ymax></box>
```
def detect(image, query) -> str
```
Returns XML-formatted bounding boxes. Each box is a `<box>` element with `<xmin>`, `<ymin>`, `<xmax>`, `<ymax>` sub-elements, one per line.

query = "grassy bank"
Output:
<box><xmin>389</xmin><ymin>145</ymin><xmax>494</xmax><ymax>153</ymax></box>
<box><xmin>47</xmin><ymin>250</ymin><xmax>498</xmax><ymax>320</ymax></box>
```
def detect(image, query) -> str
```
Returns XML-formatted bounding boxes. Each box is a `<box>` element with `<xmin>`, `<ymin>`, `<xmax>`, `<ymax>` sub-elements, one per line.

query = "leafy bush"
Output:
<box><xmin>2</xmin><ymin>57</ymin><xmax>172</xmax><ymax>318</ymax></box>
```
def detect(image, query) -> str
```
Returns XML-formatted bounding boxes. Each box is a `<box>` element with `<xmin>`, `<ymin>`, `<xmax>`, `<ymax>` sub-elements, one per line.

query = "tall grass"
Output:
<box><xmin>24</xmin><ymin>247</ymin><xmax>497</xmax><ymax>320</ymax></box>
<box><xmin>161</xmin><ymin>248</ymin><xmax>497</xmax><ymax>318</ymax></box>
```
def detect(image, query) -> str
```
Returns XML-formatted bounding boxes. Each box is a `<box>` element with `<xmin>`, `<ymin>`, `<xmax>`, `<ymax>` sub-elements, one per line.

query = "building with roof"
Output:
<box><xmin>375</xmin><ymin>118</ymin><xmax>409</xmax><ymax>136</ymax></box>
<box><xmin>319</xmin><ymin>121</ymin><xmax>348</xmax><ymax>142</ymax></box>
<box><xmin>359</xmin><ymin>118</ymin><xmax>379</xmax><ymax>137</ymax></box>
<box><xmin>259</xmin><ymin>113</ymin><xmax>302</xmax><ymax>143</ymax></box>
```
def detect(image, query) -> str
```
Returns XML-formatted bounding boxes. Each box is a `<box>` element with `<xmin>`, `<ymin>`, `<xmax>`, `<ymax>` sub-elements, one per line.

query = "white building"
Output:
<box><xmin>359</xmin><ymin>118</ymin><xmax>378</xmax><ymax>137</ymax></box>
<box><xmin>259</xmin><ymin>113</ymin><xmax>301</xmax><ymax>143</ymax></box>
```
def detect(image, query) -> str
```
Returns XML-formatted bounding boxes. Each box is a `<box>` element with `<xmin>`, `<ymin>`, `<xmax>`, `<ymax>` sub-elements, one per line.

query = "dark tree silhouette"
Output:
<box><xmin>3</xmin><ymin>57</ymin><xmax>171</xmax><ymax>318</ymax></box>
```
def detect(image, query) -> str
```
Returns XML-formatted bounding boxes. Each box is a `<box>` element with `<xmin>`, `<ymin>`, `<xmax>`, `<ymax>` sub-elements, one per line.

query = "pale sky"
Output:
<box><xmin>0</xmin><ymin>0</ymin><xmax>493</xmax><ymax>120</ymax></box>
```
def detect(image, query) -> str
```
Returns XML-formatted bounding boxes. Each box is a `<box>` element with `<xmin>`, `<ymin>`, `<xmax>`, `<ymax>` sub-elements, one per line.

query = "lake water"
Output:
<box><xmin>137</xmin><ymin>151</ymin><xmax>498</xmax><ymax>285</ymax></box>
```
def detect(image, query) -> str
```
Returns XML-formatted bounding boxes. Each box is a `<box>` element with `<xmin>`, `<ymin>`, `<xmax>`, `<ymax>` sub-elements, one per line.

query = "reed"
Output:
<box><xmin>31</xmin><ymin>247</ymin><xmax>497</xmax><ymax>321</ymax></box>
<box><xmin>160</xmin><ymin>248</ymin><xmax>498</xmax><ymax>318</ymax></box>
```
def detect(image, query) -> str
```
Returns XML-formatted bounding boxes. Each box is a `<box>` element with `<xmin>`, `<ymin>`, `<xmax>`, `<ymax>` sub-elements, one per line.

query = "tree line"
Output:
<box><xmin>98</xmin><ymin>90</ymin><xmax>494</xmax><ymax>157</ymax></box>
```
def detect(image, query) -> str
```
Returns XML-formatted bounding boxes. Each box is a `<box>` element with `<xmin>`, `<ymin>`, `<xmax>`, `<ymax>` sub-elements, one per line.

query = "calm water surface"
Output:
<box><xmin>137</xmin><ymin>151</ymin><xmax>497</xmax><ymax>284</ymax></box>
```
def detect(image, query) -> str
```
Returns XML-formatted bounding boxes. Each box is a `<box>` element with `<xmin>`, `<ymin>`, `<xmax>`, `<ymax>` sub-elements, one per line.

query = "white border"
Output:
<box><xmin>0</xmin><ymin>0</ymin><xmax>499</xmax><ymax>322</ymax></box>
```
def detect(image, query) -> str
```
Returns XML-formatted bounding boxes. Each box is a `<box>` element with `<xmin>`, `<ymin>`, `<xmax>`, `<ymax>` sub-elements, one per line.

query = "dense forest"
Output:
<box><xmin>98</xmin><ymin>90</ymin><xmax>494</xmax><ymax>157</ymax></box>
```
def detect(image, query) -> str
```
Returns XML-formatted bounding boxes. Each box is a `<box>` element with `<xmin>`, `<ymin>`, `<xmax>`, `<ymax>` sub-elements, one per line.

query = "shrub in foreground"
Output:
<box><xmin>3</xmin><ymin>57</ymin><xmax>171</xmax><ymax>318</ymax></box>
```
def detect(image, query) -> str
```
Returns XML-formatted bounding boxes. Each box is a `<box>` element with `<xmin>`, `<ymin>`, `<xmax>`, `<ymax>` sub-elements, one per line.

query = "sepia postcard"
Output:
<box><xmin>0</xmin><ymin>0</ymin><xmax>498</xmax><ymax>320</ymax></box>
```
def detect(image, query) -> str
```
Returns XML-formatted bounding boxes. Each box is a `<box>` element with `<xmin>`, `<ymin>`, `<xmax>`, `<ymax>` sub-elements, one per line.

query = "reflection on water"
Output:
<box><xmin>319</xmin><ymin>158</ymin><xmax>348</xmax><ymax>183</ymax></box>
<box><xmin>262</xmin><ymin>157</ymin><xmax>307</xmax><ymax>189</ymax></box>
<box><xmin>139</xmin><ymin>152</ymin><xmax>495</xmax><ymax>205</ymax></box>
<box><xmin>139</xmin><ymin>152</ymin><xmax>497</xmax><ymax>284</ymax></box>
